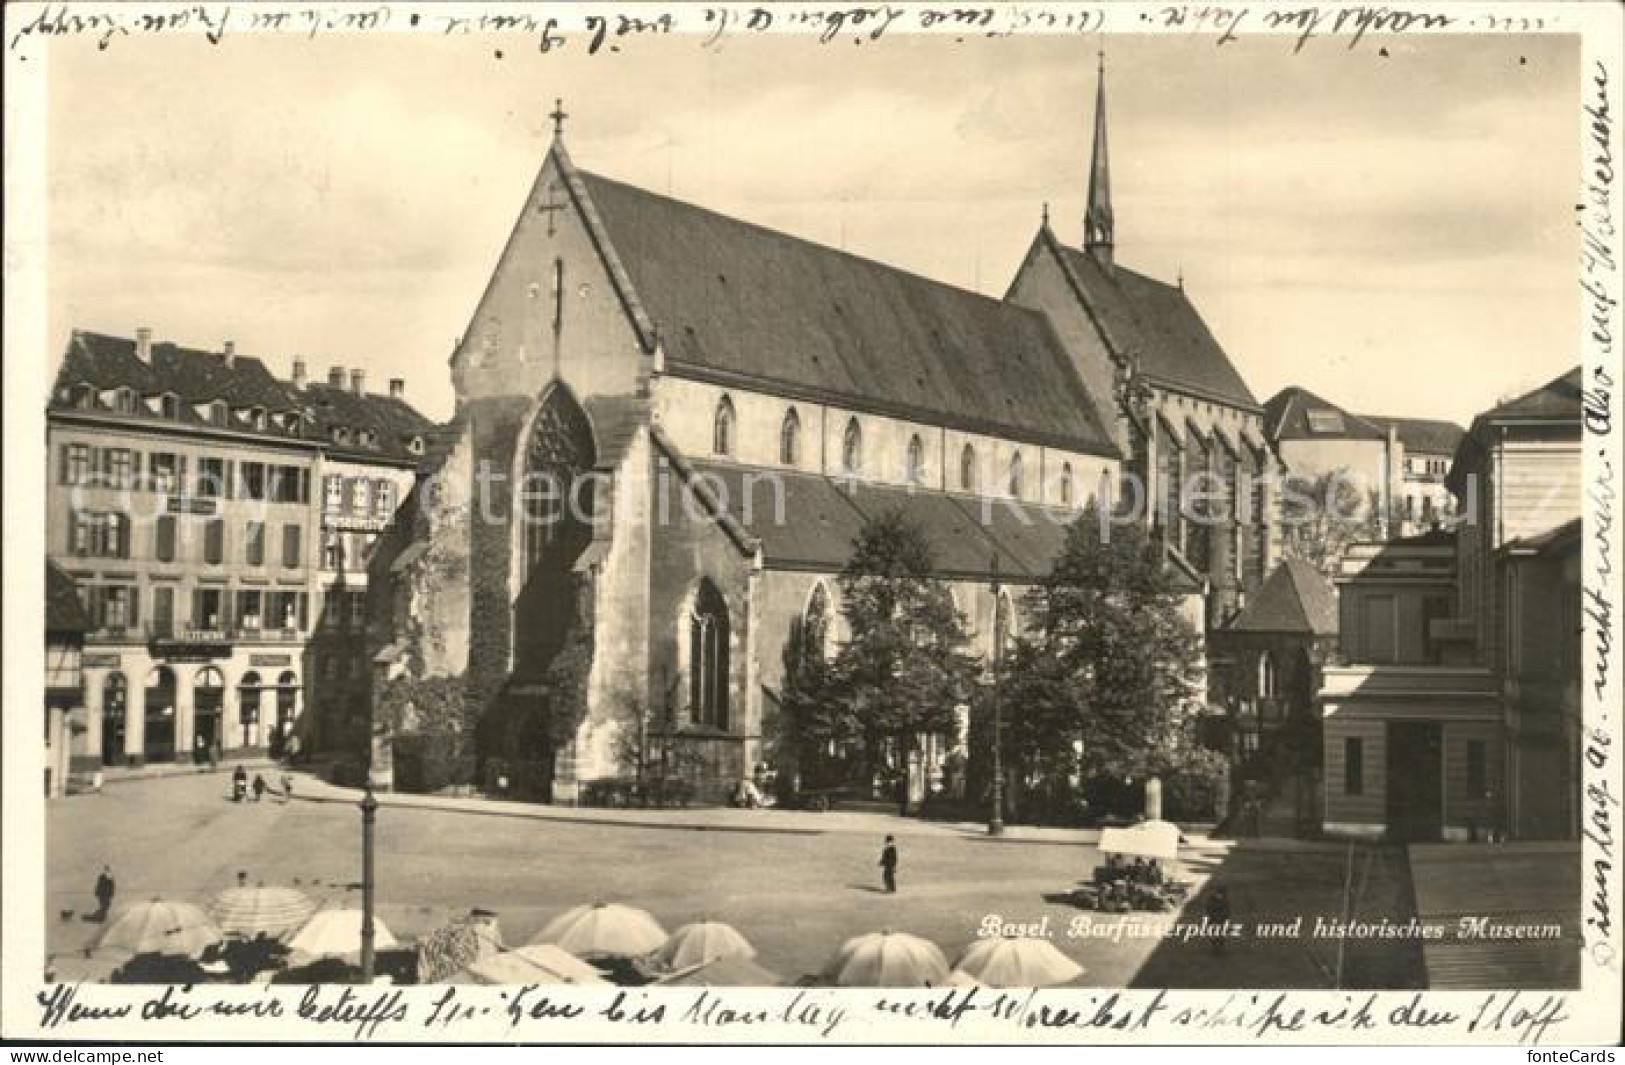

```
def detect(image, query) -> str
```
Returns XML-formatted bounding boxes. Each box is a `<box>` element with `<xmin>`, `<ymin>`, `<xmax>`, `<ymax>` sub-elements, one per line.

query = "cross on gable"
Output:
<box><xmin>537</xmin><ymin>181</ymin><xmax>568</xmax><ymax>236</ymax></box>
<box><xmin>550</xmin><ymin>97</ymin><xmax>568</xmax><ymax>137</ymax></box>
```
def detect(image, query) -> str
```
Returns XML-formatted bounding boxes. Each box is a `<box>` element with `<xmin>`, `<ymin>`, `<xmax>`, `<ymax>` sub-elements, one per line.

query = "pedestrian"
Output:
<box><xmin>208</xmin><ymin>741</ymin><xmax>220</xmax><ymax>772</ymax></box>
<box><xmin>286</xmin><ymin>734</ymin><xmax>302</xmax><ymax>766</ymax></box>
<box><xmin>1205</xmin><ymin>884</ymin><xmax>1232</xmax><ymax>954</ymax></box>
<box><xmin>879</xmin><ymin>835</ymin><xmax>899</xmax><ymax>894</ymax></box>
<box><xmin>232</xmin><ymin>764</ymin><xmax>248</xmax><ymax>802</ymax></box>
<box><xmin>91</xmin><ymin>866</ymin><xmax>115</xmax><ymax>922</ymax></box>
<box><xmin>280</xmin><ymin>773</ymin><xmax>293</xmax><ymax>804</ymax></box>
<box><xmin>251</xmin><ymin>773</ymin><xmax>268</xmax><ymax>802</ymax></box>
<box><xmin>194</xmin><ymin>734</ymin><xmax>209</xmax><ymax>772</ymax></box>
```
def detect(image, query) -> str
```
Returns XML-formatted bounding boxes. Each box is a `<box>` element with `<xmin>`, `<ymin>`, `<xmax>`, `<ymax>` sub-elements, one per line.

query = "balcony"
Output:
<box><xmin>141</xmin><ymin>622</ymin><xmax>304</xmax><ymax>645</ymax></box>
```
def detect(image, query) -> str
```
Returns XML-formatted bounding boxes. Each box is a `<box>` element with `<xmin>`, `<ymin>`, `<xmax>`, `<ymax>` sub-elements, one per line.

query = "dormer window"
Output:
<box><xmin>358</xmin><ymin>429</ymin><xmax>378</xmax><ymax>448</ymax></box>
<box><xmin>73</xmin><ymin>384</ymin><xmax>97</xmax><ymax>409</ymax></box>
<box><xmin>114</xmin><ymin>387</ymin><xmax>138</xmax><ymax>414</ymax></box>
<box><xmin>249</xmin><ymin>407</ymin><xmax>267</xmax><ymax>431</ymax></box>
<box><xmin>408</xmin><ymin>436</ymin><xmax>425</xmax><ymax>455</ymax></box>
<box><xmin>159</xmin><ymin>393</ymin><xmax>180</xmax><ymax>419</ymax></box>
<box><xmin>209</xmin><ymin>400</ymin><xmax>229</xmax><ymax>426</ymax></box>
<box><xmin>333</xmin><ymin>427</ymin><xmax>352</xmax><ymax>446</ymax></box>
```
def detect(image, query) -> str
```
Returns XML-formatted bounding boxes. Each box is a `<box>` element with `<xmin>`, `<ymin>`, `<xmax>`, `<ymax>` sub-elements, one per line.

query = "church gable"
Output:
<box><xmin>452</xmin><ymin>137</ymin><xmax>653</xmax><ymax>407</ymax></box>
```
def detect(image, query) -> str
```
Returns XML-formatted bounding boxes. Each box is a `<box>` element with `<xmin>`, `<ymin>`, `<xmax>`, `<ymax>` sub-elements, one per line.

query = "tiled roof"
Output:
<box><xmin>575</xmin><ymin>170</ymin><xmax>1117</xmax><ymax>458</ymax></box>
<box><xmin>1265</xmin><ymin>386</ymin><xmax>1385</xmax><ymax>442</ymax></box>
<box><xmin>46</xmin><ymin>561</ymin><xmax>91</xmax><ymax>636</ymax></box>
<box><xmin>1356</xmin><ymin>414</ymin><xmax>1465</xmax><ymax>456</ymax></box>
<box><xmin>1045</xmin><ymin>235</ymin><xmax>1259</xmax><ymax>411</ymax></box>
<box><xmin>1227</xmin><ymin>557</ymin><xmax>1338</xmax><ymax>635</ymax></box>
<box><xmin>52</xmin><ymin>331</ymin><xmax>301</xmax><ymax>424</ymax></box>
<box><xmin>685</xmin><ymin>460</ymin><xmax>1076</xmax><ymax>581</ymax></box>
<box><xmin>1485</xmin><ymin>367</ymin><xmax>1583</xmax><ymax>421</ymax></box>
<box><xmin>296</xmin><ymin>381</ymin><xmax>437</xmax><ymax>464</ymax></box>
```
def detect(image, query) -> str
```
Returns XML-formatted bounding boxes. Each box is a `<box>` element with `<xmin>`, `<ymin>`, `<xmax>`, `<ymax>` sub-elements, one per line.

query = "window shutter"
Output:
<box><xmin>128</xmin><ymin>585</ymin><xmax>140</xmax><ymax>627</ymax></box>
<box><xmin>283</xmin><ymin>523</ymin><xmax>302</xmax><ymax>568</ymax></box>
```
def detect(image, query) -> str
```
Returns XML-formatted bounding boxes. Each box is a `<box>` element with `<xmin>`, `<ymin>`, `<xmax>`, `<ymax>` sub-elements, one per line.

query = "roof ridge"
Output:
<box><xmin>577</xmin><ymin>168</ymin><xmax>1039</xmax><ymax>321</ymax></box>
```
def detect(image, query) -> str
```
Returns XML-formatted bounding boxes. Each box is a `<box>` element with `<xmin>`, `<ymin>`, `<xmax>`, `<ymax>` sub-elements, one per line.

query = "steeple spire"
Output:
<box><xmin>1083</xmin><ymin>52</ymin><xmax>1114</xmax><ymax>271</ymax></box>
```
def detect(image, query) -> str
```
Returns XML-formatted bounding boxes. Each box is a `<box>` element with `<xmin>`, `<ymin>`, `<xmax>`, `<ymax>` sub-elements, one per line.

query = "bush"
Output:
<box><xmin>392</xmin><ymin>731</ymin><xmax>474</xmax><ymax>794</ymax></box>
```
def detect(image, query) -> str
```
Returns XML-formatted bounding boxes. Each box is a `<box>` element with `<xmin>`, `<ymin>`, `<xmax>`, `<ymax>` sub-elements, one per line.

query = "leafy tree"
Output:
<box><xmin>788</xmin><ymin>510</ymin><xmax>976</xmax><ymax>789</ymax></box>
<box><xmin>1001</xmin><ymin>502</ymin><xmax>1205</xmax><ymax>798</ymax></box>
<box><xmin>1279</xmin><ymin>468</ymin><xmax>1384</xmax><ymax>579</ymax></box>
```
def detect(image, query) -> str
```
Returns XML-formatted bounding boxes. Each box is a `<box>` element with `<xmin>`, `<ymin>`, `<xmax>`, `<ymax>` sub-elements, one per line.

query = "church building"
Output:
<box><xmin>367</xmin><ymin>104</ymin><xmax>1124</xmax><ymax>802</ymax></box>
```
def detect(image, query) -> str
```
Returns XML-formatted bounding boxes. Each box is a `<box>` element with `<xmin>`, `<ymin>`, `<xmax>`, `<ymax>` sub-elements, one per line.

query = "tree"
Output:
<box><xmin>787</xmin><ymin>510</ymin><xmax>976</xmax><ymax>790</ymax></box>
<box><xmin>1279</xmin><ymin>468</ymin><xmax>1384</xmax><ymax>579</ymax></box>
<box><xmin>1001</xmin><ymin>502</ymin><xmax>1205</xmax><ymax>804</ymax></box>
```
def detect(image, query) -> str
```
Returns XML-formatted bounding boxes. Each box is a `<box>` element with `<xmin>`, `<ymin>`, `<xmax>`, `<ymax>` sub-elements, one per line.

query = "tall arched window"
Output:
<box><xmin>712</xmin><ymin>395</ymin><xmax>736</xmax><ymax>457</ymax></box>
<box><xmin>1258</xmin><ymin>652</ymin><xmax>1277</xmax><ymax>700</ymax></box>
<box><xmin>841</xmin><ymin>418</ymin><xmax>863</xmax><ymax>476</ymax></box>
<box><xmin>143</xmin><ymin>667</ymin><xmax>177</xmax><ymax>763</ymax></box>
<box><xmin>275</xmin><ymin>671</ymin><xmax>299</xmax><ymax>754</ymax></box>
<box><xmin>803</xmin><ymin>582</ymin><xmax>832</xmax><ymax>665</ymax></box>
<box><xmin>780</xmin><ymin>408</ymin><xmax>801</xmax><ymax>466</ymax></box>
<box><xmin>905</xmin><ymin>435</ymin><xmax>927</xmax><ymax>486</ymax></box>
<box><xmin>1059</xmin><ymin>462</ymin><xmax>1075</xmax><ymax>506</ymax></box>
<box><xmin>1008</xmin><ymin>452</ymin><xmax>1025</xmax><ymax>497</ymax></box>
<box><xmin>689</xmin><ymin>580</ymin><xmax>730</xmax><ymax>729</ymax></box>
<box><xmin>960</xmin><ymin>444</ymin><xmax>978</xmax><ymax>491</ymax></box>
<box><xmin>238</xmin><ymin>671</ymin><xmax>263</xmax><ymax>749</ymax></box>
<box><xmin>194</xmin><ymin>667</ymin><xmax>225</xmax><ymax>755</ymax></box>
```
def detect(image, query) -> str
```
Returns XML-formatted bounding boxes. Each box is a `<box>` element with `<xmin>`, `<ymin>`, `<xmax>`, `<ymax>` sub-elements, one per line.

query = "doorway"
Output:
<box><xmin>1386</xmin><ymin>721</ymin><xmax>1443</xmax><ymax>841</ymax></box>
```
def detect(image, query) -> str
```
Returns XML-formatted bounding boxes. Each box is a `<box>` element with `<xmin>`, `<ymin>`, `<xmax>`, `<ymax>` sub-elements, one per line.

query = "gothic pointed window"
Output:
<box><xmin>689</xmin><ymin>579</ymin><xmax>730</xmax><ymax>730</ymax></box>
<box><xmin>522</xmin><ymin>385</ymin><xmax>597</xmax><ymax>582</ymax></box>
<box><xmin>960</xmin><ymin>444</ymin><xmax>978</xmax><ymax>492</ymax></box>
<box><xmin>713</xmin><ymin>395</ymin><xmax>736</xmax><ymax>457</ymax></box>
<box><xmin>803</xmin><ymin>582</ymin><xmax>831</xmax><ymax>665</ymax></box>
<box><xmin>906</xmin><ymin>434</ymin><xmax>927</xmax><ymax>486</ymax></box>
<box><xmin>780</xmin><ymin>408</ymin><xmax>801</xmax><ymax>466</ymax></box>
<box><xmin>1008</xmin><ymin>452</ymin><xmax>1025</xmax><ymax>497</ymax></box>
<box><xmin>842</xmin><ymin>418</ymin><xmax>863</xmax><ymax>477</ymax></box>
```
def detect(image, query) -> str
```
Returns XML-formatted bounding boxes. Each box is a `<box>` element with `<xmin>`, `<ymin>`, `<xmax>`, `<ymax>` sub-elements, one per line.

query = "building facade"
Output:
<box><xmin>44</xmin><ymin>330</ymin><xmax>431</xmax><ymax>774</ymax></box>
<box><xmin>368</xmin><ymin>114</ymin><xmax>1125</xmax><ymax>804</ymax></box>
<box><xmin>45</xmin><ymin>562</ymin><xmax>91</xmax><ymax>797</ymax></box>
<box><xmin>1265</xmin><ymin>385</ymin><xmax>1465</xmax><ymax>539</ymax></box>
<box><xmin>1318</xmin><ymin>367</ymin><xmax>1582</xmax><ymax>841</ymax></box>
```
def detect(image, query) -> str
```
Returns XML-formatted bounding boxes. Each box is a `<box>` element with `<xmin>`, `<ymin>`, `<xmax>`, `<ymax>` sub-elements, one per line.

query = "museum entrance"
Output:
<box><xmin>1386</xmin><ymin>721</ymin><xmax>1443</xmax><ymax>842</ymax></box>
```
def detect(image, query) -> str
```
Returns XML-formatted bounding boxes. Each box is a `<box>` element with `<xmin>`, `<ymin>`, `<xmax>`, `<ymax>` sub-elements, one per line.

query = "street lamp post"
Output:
<box><xmin>359</xmin><ymin>781</ymin><xmax>378</xmax><ymax>981</ymax></box>
<box><xmin>988</xmin><ymin>555</ymin><xmax>1005</xmax><ymax>837</ymax></box>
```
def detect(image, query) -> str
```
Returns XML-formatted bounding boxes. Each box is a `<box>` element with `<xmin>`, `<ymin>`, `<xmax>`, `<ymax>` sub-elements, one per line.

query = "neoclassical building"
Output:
<box><xmin>366</xmin><ymin>111</ymin><xmax>1124</xmax><ymax>802</ymax></box>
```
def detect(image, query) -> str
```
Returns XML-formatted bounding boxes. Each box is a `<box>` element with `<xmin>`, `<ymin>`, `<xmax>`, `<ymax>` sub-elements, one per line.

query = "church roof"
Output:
<box><xmin>574</xmin><ymin>170</ymin><xmax>1118</xmax><ymax>458</ymax></box>
<box><xmin>685</xmin><ymin>460</ymin><xmax>1077</xmax><ymax>582</ymax></box>
<box><xmin>1226</xmin><ymin>558</ymin><xmax>1338</xmax><ymax>636</ymax></box>
<box><xmin>1044</xmin><ymin>235</ymin><xmax>1260</xmax><ymax>411</ymax></box>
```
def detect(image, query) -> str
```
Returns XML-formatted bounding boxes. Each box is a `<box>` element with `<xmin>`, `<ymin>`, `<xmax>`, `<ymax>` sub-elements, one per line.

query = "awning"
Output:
<box><xmin>1098</xmin><ymin>819</ymin><xmax>1181</xmax><ymax>860</ymax></box>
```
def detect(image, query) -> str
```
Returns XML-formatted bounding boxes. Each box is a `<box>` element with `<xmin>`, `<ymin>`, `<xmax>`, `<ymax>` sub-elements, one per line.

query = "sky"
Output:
<box><xmin>38</xmin><ymin>27</ymin><xmax>1582</xmax><ymax>427</ymax></box>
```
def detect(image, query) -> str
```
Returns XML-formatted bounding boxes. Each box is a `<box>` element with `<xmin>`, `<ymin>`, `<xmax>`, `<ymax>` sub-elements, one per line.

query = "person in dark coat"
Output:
<box><xmin>251</xmin><ymin>774</ymin><xmax>268</xmax><ymax>802</ymax></box>
<box><xmin>232</xmin><ymin>764</ymin><xmax>248</xmax><ymax>802</ymax></box>
<box><xmin>879</xmin><ymin>835</ymin><xmax>899</xmax><ymax>894</ymax></box>
<box><xmin>92</xmin><ymin>866</ymin><xmax>115</xmax><ymax>922</ymax></box>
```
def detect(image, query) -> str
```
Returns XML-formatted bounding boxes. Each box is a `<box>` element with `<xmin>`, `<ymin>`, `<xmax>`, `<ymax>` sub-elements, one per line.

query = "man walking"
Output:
<box><xmin>91</xmin><ymin>866</ymin><xmax>115</xmax><ymax>922</ymax></box>
<box><xmin>879</xmin><ymin>835</ymin><xmax>899</xmax><ymax>894</ymax></box>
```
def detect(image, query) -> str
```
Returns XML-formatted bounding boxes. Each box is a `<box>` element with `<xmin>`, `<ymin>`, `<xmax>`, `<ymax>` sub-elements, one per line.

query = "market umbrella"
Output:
<box><xmin>822</xmin><ymin>931</ymin><xmax>949</xmax><ymax>987</ymax></box>
<box><xmin>287</xmin><ymin>909</ymin><xmax>397</xmax><ymax>958</ymax></box>
<box><xmin>656</xmin><ymin>954</ymin><xmax>782</xmax><ymax>988</ymax></box>
<box><xmin>951</xmin><ymin>936</ymin><xmax>1085</xmax><ymax>988</ymax></box>
<box><xmin>531</xmin><ymin>903</ymin><xmax>667</xmax><ymax>958</ymax></box>
<box><xmin>95</xmin><ymin>900</ymin><xmax>221</xmax><ymax>959</ymax></box>
<box><xmin>209</xmin><ymin>885</ymin><xmax>316</xmax><ymax>939</ymax></box>
<box><xmin>1098</xmin><ymin>819</ymin><xmax>1182</xmax><ymax>861</ymax></box>
<box><xmin>654</xmin><ymin>921</ymin><xmax>756</xmax><ymax>970</ymax></box>
<box><xmin>452</xmin><ymin>944</ymin><xmax>608</xmax><ymax>986</ymax></box>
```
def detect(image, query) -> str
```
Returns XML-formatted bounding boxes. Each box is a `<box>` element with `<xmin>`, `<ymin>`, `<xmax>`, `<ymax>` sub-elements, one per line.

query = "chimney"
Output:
<box><xmin>328</xmin><ymin>366</ymin><xmax>345</xmax><ymax>388</ymax></box>
<box><xmin>350</xmin><ymin>369</ymin><xmax>365</xmax><ymax>395</ymax></box>
<box><xmin>291</xmin><ymin>358</ymin><xmax>307</xmax><ymax>389</ymax></box>
<box><xmin>135</xmin><ymin>327</ymin><xmax>153</xmax><ymax>364</ymax></box>
<box><xmin>222</xmin><ymin>340</ymin><xmax>236</xmax><ymax>367</ymax></box>
<box><xmin>388</xmin><ymin>378</ymin><xmax>405</xmax><ymax>400</ymax></box>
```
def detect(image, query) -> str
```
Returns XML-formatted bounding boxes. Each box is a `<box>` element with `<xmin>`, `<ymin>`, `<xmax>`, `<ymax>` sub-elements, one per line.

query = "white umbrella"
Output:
<box><xmin>654</xmin><ymin>921</ymin><xmax>756</xmax><ymax>970</ymax></box>
<box><xmin>1098</xmin><ymin>819</ymin><xmax>1181</xmax><ymax>861</ymax></box>
<box><xmin>95</xmin><ymin>900</ymin><xmax>221</xmax><ymax>959</ymax></box>
<box><xmin>531</xmin><ymin>903</ymin><xmax>666</xmax><ymax>958</ymax></box>
<box><xmin>822</xmin><ymin>930</ymin><xmax>949</xmax><ymax>987</ymax></box>
<box><xmin>951</xmin><ymin>936</ymin><xmax>1085</xmax><ymax>987</ymax></box>
<box><xmin>287</xmin><ymin>909</ymin><xmax>397</xmax><ymax>958</ymax></box>
<box><xmin>209</xmin><ymin>885</ymin><xmax>316</xmax><ymax>939</ymax></box>
<box><xmin>456</xmin><ymin>944</ymin><xmax>608</xmax><ymax>986</ymax></box>
<box><xmin>656</xmin><ymin>955</ymin><xmax>782</xmax><ymax>987</ymax></box>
